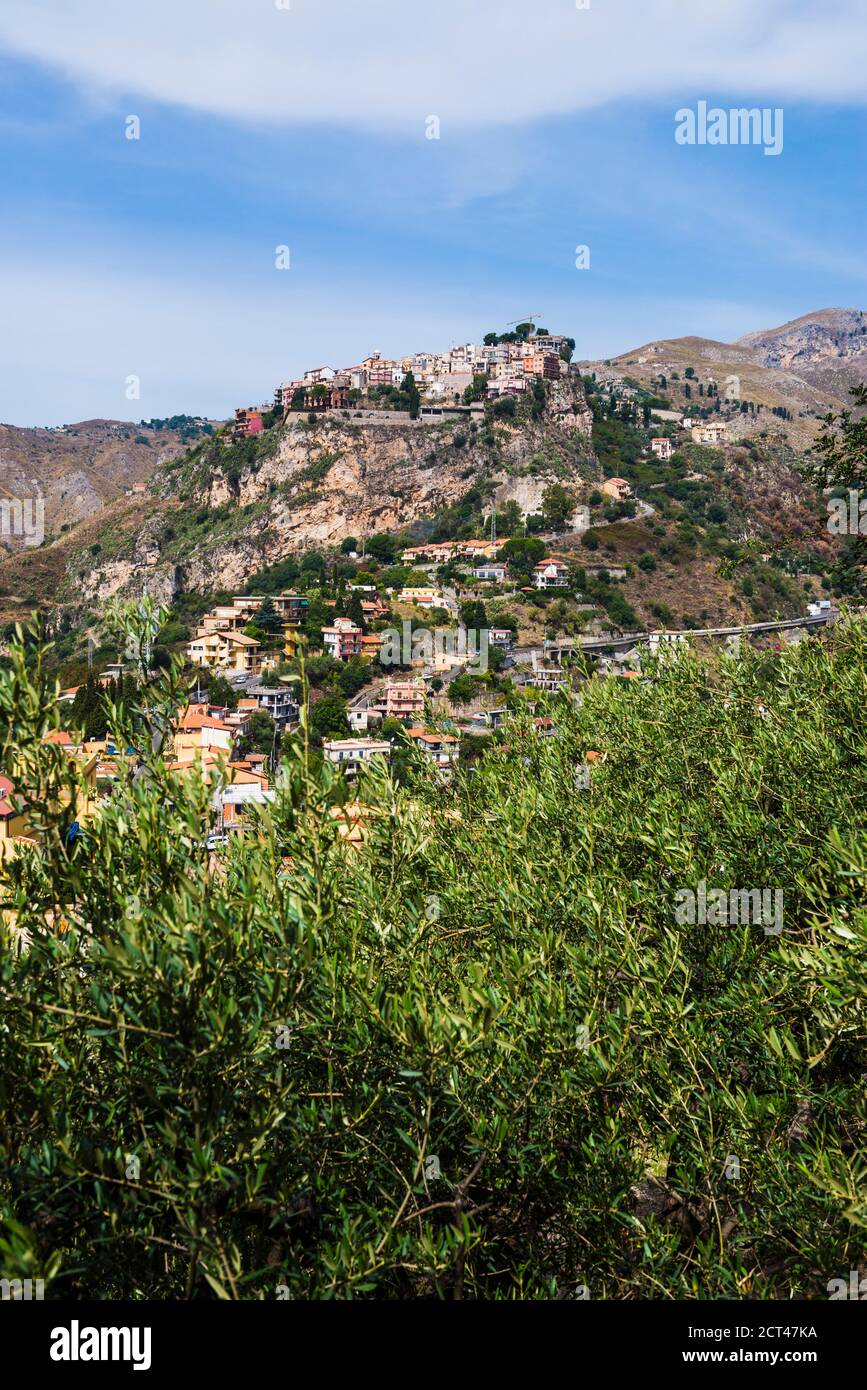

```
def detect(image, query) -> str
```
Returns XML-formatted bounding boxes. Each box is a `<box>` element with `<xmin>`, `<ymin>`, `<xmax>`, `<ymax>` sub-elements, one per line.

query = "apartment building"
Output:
<box><xmin>522</xmin><ymin>352</ymin><xmax>561</xmax><ymax>380</ymax></box>
<box><xmin>243</xmin><ymin>682</ymin><xmax>299</xmax><ymax>728</ymax></box>
<box><xmin>322</xmin><ymin>738</ymin><xmax>391</xmax><ymax>776</ymax></box>
<box><xmin>461</xmin><ymin>539</ymin><xmax>498</xmax><ymax>561</ymax></box>
<box><xmin>237</xmin><ymin>593</ymin><xmax>309</xmax><ymax>625</ymax></box>
<box><xmin>384</xmin><ymin>680</ymin><xmax>426</xmax><ymax>722</ymax></box>
<box><xmin>530</xmin><ymin>334</ymin><xmax>570</xmax><ymax>355</ymax></box>
<box><xmin>187</xmin><ymin>629</ymin><xmax>261</xmax><ymax>675</ymax></box>
<box><xmin>233</xmin><ymin>407</ymin><xmax>265</xmax><ymax>437</ymax></box>
<box><xmin>322</xmin><ymin>617</ymin><xmax>362</xmax><ymax>661</ymax></box>
<box><xmin>401</xmin><ymin>543</ymin><xmax>449</xmax><ymax>564</ymax></box>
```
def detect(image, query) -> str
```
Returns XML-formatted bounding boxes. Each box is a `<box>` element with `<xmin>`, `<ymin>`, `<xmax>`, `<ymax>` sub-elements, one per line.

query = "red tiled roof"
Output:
<box><xmin>0</xmin><ymin>774</ymin><xmax>24</xmax><ymax>819</ymax></box>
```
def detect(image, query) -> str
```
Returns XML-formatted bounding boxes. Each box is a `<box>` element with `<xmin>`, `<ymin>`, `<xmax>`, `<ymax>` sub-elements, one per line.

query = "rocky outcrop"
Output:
<box><xmin>76</xmin><ymin>378</ymin><xmax>596</xmax><ymax>604</ymax></box>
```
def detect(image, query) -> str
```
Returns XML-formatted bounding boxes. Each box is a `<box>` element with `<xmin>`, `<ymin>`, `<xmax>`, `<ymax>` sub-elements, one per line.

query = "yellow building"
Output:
<box><xmin>187</xmin><ymin>628</ymin><xmax>261</xmax><ymax>675</ymax></box>
<box><xmin>0</xmin><ymin>748</ymin><xmax>98</xmax><ymax>861</ymax></box>
<box><xmin>398</xmin><ymin>588</ymin><xmax>439</xmax><ymax>607</ymax></box>
<box><xmin>0</xmin><ymin>774</ymin><xmax>31</xmax><ymax>859</ymax></box>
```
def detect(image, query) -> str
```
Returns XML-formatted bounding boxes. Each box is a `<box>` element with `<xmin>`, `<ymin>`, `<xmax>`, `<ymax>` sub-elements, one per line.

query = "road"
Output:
<box><xmin>545</xmin><ymin>611</ymin><xmax>835</xmax><ymax>656</ymax></box>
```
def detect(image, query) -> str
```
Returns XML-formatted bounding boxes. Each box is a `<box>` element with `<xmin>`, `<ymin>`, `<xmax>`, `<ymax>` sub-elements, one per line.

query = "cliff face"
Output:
<box><xmin>733</xmin><ymin>307</ymin><xmax>867</xmax><ymax>400</ymax></box>
<box><xmin>68</xmin><ymin>377</ymin><xmax>594</xmax><ymax>605</ymax></box>
<box><xmin>736</xmin><ymin>307</ymin><xmax>867</xmax><ymax>369</ymax></box>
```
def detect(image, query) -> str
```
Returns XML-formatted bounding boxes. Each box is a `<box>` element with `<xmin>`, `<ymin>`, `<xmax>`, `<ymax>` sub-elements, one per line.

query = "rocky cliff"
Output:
<box><xmin>56</xmin><ymin>376</ymin><xmax>595</xmax><ymax>611</ymax></box>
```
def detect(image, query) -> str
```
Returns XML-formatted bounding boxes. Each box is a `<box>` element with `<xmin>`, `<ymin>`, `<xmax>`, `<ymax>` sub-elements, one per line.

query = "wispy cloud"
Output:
<box><xmin>1</xmin><ymin>0</ymin><xmax>865</xmax><ymax>130</ymax></box>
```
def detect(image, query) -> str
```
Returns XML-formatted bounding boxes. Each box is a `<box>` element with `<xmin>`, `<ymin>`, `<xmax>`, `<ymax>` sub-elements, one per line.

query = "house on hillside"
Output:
<box><xmin>533</xmin><ymin>560</ymin><xmax>569</xmax><ymax>590</ymax></box>
<box><xmin>691</xmin><ymin>421</ymin><xmax>728</xmax><ymax>445</ymax></box>
<box><xmin>322</xmin><ymin>738</ymin><xmax>391</xmax><ymax>777</ymax></box>
<box><xmin>233</xmin><ymin>407</ymin><xmax>264</xmax><ymax>437</ymax></box>
<box><xmin>322</xmin><ymin>618</ymin><xmax>362</xmax><ymax>661</ymax></box>
<box><xmin>384</xmin><ymin>680</ymin><xmax>426</xmax><ymax>722</ymax></box>
<box><xmin>601</xmin><ymin>477</ymin><xmax>633</xmax><ymax>501</ymax></box>
<box><xmin>398</xmin><ymin>587</ymin><xmax>439</xmax><ymax>608</ymax></box>
<box><xmin>187</xmin><ymin>629</ymin><xmax>261</xmax><ymax>676</ymax></box>
<box><xmin>174</xmin><ymin>705</ymin><xmax>236</xmax><ymax>761</ymax></box>
<box><xmin>474</xmin><ymin>563</ymin><xmax>507</xmax><ymax>582</ymax></box>
<box><xmin>243</xmin><ymin>682</ymin><xmax>299</xmax><ymax>729</ymax></box>
<box><xmin>406</xmin><ymin>728</ymin><xmax>460</xmax><ymax>769</ymax></box>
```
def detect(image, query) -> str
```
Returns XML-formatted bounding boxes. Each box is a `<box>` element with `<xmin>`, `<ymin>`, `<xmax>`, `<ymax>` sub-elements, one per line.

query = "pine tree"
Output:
<box><xmin>255</xmin><ymin>597</ymin><xmax>283</xmax><ymax>635</ymax></box>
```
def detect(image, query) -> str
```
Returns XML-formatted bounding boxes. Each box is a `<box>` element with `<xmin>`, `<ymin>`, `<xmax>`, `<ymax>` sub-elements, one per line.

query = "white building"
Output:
<box><xmin>533</xmin><ymin>560</ymin><xmax>569</xmax><ymax>590</ymax></box>
<box><xmin>322</xmin><ymin>738</ymin><xmax>391</xmax><ymax>776</ymax></box>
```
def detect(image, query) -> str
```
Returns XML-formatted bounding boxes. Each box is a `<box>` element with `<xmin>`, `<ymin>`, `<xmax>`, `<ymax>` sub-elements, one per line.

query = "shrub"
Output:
<box><xmin>2</xmin><ymin>615</ymin><xmax>867</xmax><ymax>1300</ymax></box>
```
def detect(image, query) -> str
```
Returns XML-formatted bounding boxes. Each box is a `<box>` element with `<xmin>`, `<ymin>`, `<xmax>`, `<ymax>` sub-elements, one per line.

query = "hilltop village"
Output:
<box><xmin>233</xmin><ymin>326</ymin><xmax>575</xmax><ymax>434</ymax></box>
<box><xmin>0</xmin><ymin>322</ymin><xmax>848</xmax><ymax>858</ymax></box>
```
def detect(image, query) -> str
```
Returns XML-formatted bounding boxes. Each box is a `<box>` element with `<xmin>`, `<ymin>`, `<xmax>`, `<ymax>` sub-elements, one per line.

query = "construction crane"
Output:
<box><xmin>504</xmin><ymin>315</ymin><xmax>543</xmax><ymax>332</ymax></box>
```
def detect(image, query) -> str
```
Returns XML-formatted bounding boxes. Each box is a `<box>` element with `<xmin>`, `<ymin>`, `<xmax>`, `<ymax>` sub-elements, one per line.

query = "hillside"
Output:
<box><xmin>11</xmin><ymin>378</ymin><xmax>595</xmax><ymax>619</ymax></box>
<box><xmin>587</xmin><ymin>307</ymin><xmax>867</xmax><ymax>455</ymax></box>
<box><xmin>0</xmin><ymin>416</ymin><xmax>215</xmax><ymax>555</ymax></box>
<box><xmin>0</xmin><ymin>308</ymin><xmax>862</xmax><ymax>640</ymax></box>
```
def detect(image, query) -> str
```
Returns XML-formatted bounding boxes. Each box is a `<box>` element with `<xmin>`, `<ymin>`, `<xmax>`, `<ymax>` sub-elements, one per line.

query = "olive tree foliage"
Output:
<box><xmin>805</xmin><ymin>383</ymin><xmax>867</xmax><ymax>492</ymax></box>
<box><xmin>0</xmin><ymin>608</ymin><xmax>866</xmax><ymax>1299</ymax></box>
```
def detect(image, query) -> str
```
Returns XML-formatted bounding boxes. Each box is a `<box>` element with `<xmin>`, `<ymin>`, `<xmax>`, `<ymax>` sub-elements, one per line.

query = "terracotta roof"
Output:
<box><xmin>0</xmin><ymin>774</ymin><xmax>23</xmax><ymax>819</ymax></box>
<box><xmin>177</xmin><ymin>712</ymin><xmax>234</xmax><ymax>733</ymax></box>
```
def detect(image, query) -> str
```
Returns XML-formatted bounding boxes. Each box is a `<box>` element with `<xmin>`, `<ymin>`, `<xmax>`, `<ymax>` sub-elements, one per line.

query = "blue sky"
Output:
<box><xmin>0</xmin><ymin>0</ymin><xmax>865</xmax><ymax>427</ymax></box>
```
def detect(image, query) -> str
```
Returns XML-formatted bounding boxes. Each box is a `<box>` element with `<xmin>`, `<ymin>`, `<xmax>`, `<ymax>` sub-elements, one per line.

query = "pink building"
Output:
<box><xmin>522</xmin><ymin>353</ymin><xmax>561</xmax><ymax>380</ymax></box>
<box><xmin>234</xmin><ymin>407</ymin><xmax>264</xmax><ymax>437</ymax></box>
<box><xmin>322</xmin><ymin>617</ymin><xmax>362</xmax><ymax>661</ymax></box>
<box><xmin>384</xmin><ymin>680</ymin><xmax>426</xmax><ymax>722</ymax></box>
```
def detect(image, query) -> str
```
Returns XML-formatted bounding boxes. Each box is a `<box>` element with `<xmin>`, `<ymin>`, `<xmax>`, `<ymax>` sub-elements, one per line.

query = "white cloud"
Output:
<box><xmin>1</xmin><ymin>0</ymin><xmax>865</xmax><ymax>130</ymax></box>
